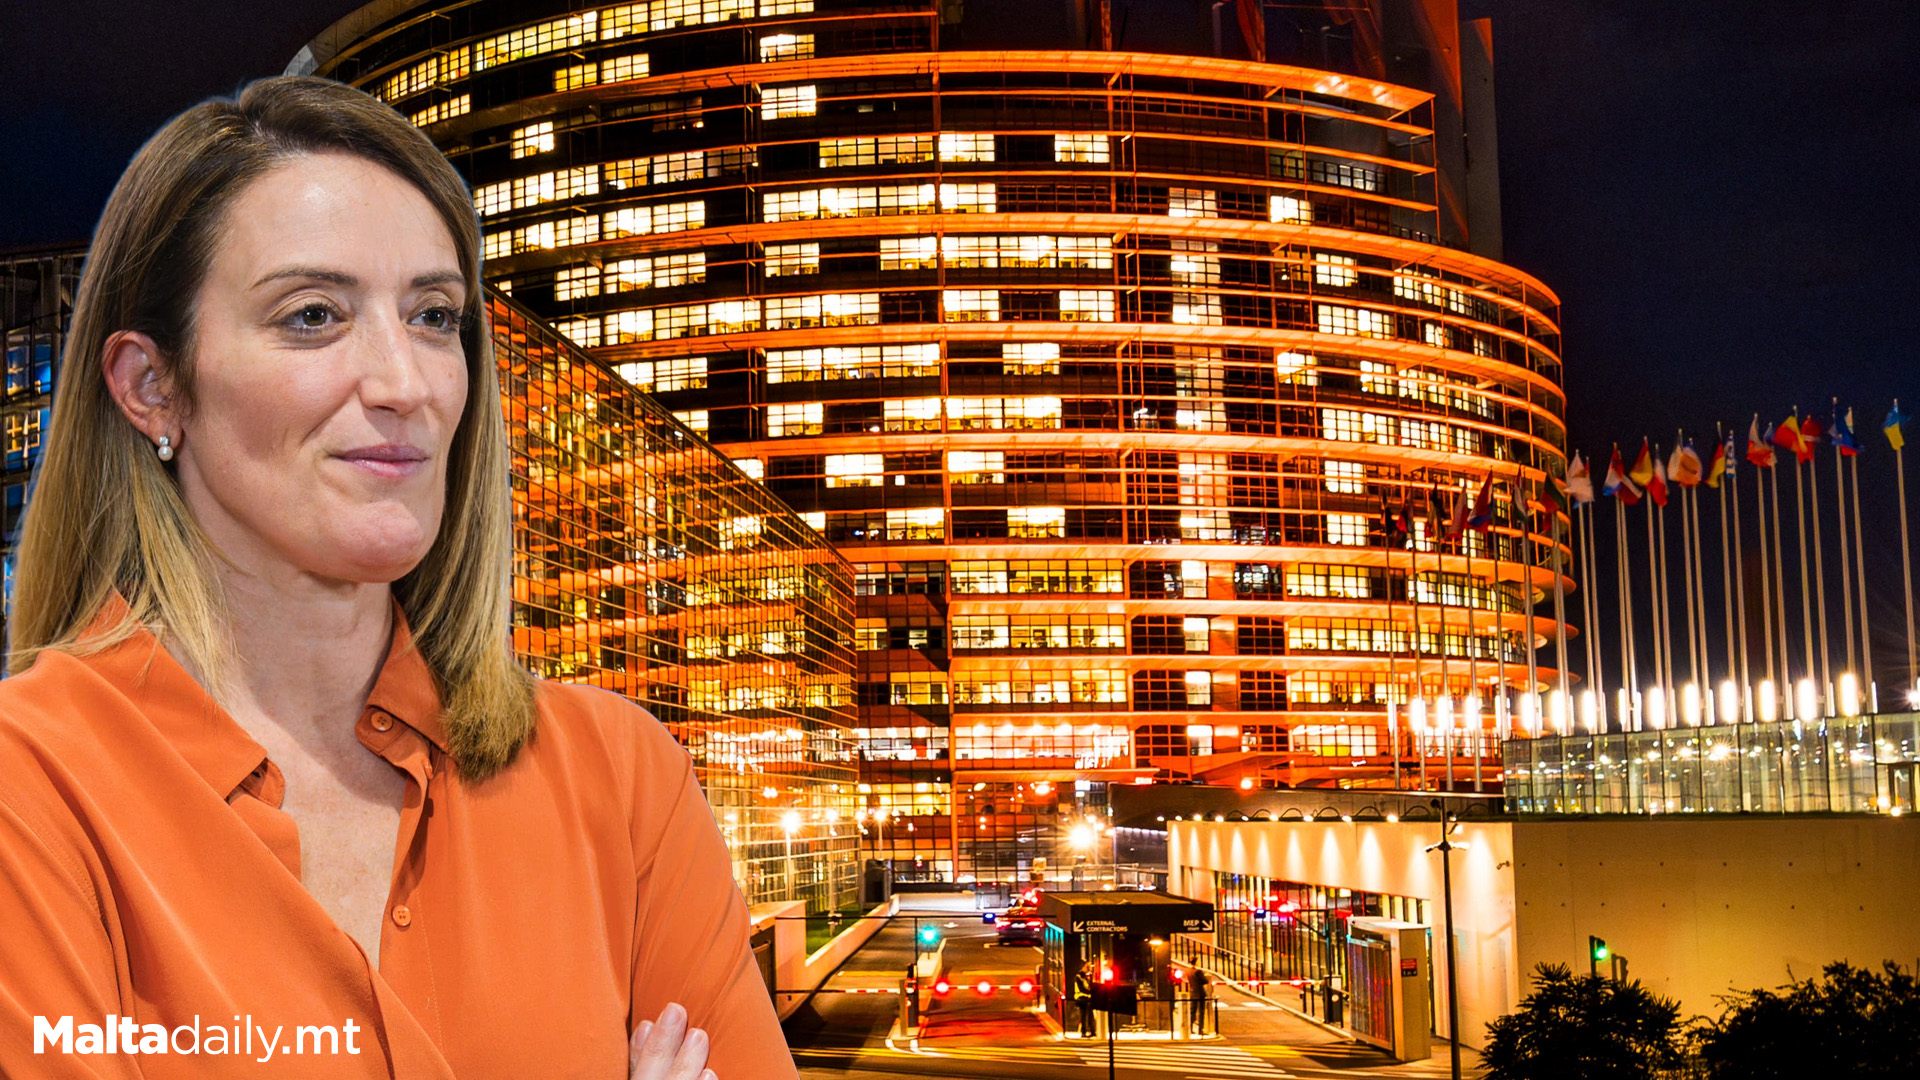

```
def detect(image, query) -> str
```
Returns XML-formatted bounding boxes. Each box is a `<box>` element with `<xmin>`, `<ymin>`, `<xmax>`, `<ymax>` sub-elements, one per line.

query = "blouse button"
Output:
<box><xmin>370</xmin><ymin>712</ymin><xmax>394</xmax><ymax>733</ymax></box>
<box><xmin>391</xmin><ymin>904</ymin><xmax>413</xmax><ymax>928</ymax></box>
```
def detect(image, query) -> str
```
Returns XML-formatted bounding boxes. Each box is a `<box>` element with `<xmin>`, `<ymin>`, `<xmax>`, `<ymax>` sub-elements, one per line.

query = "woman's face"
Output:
<box><xmin>173</xmin><ymin>151</ymin><xmax>470</xmax><ymax>587</ymax></box>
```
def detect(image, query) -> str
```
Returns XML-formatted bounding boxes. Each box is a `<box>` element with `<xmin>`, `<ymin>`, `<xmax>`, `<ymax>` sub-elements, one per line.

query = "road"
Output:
<box><xmin>781</xmin><ymin>898</ymin><xmax>1482</xmax><ymax>1080</ymax></box>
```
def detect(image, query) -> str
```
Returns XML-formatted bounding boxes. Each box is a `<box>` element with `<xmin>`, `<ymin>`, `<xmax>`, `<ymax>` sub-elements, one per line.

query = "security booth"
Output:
<box><xmin>1343</xmin><ymin>917</ymin><xmax>1432</xmax><ymax>1063</ymax></box>
<box><xmin>1037</xmin><ymin>891</ymin><xmax>1216</xmax><ymax>1039</ymax></box>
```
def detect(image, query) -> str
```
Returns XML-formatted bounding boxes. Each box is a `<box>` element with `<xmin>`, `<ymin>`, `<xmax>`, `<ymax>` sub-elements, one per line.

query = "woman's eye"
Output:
<box><xmin>285</xmin><ymin>303</ymin><xmax>338</xmax><ymax>333</ymax></box>
<box><xmin>417</xmin><ymin>305</ymin><xmax>463</xmax><ymax>334</ymax></box>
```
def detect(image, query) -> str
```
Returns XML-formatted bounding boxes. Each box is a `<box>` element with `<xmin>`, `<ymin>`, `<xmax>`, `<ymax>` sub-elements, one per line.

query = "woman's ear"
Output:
<box><xmin>102</xmin><ymin>329</ymin><xmax>181</xmax><ymax>446</ymax></box>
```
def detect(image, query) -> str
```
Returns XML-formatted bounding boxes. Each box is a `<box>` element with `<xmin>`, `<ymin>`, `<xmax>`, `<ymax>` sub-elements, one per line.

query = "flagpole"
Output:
<box><xmin>1554</xmin><ymin>501</ymin><xmax>1571</xmax><ymax>702</ymax></box>
<box><xmin>1650</xmin><ymin>451</ymin><xmax>1673</xmax><ymax>709</ymax></box>
<box><xmin>1790</xmin><ymin>419</ymin><xmax>1817</xmax><ymax>710</ymax></box>
<box><xmin>1768</xmin><ymin>450</ymin><xmax>1793</xmax><ymax>700</ymax></box>
<box><xmin>1807</xmin><ymin>424</ymin><xmax>1833</xmax><ymax>710</ymax></box>
<box><xmin>1725</xmin><ymin>430</ymin><xmax>1752</xmax><ymax>703</ymax></box>
<box><xmin>1897</xmin><ymin>400</ymin><xmax>1916</xmax><ymax>696</ymax></box>
<box><xmin>1849</xmin><ymin>444</ymin><xmax>1874</xmax><ymax>708</ymax></box>
<box><xmin>1521</xmin><ymin>475</ymin><xmax>1539</xmax><ymax>717</ymax></box>
<box><xmin>1616</xmin><ymin>492</ymin><xmax>1638</xmax><ymax>728</ymax></box>
<box><xmin>1832</xmin><ymin>403</ymin><xmax>1858</xmax><ymax>678</ymax></box>
<box><xmin>1581</xmin><ymin>503</ymin><xmax>1605</xmax><ymax>729</ymax></box>
<box><xmin>1675</xmin><ymin>441</ymin><xmax>1701</xmax><ymax>693</ymax></box>
<box><xmin>1475</xmin><ymin>491</ymin><xmax>1489</xmax><ymax>794</ymax></box>
<box><xmin>1689</xmin><ymin>477</ymin><xmax>1712</xmax><ymax>705</ymax></box>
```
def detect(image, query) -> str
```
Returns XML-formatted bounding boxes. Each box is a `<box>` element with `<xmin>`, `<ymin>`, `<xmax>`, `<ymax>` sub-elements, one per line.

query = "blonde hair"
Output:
<box><xmin>7</xmin><ymin>75</ymin><xmax>537</xmax><ymax>783</ymax></box>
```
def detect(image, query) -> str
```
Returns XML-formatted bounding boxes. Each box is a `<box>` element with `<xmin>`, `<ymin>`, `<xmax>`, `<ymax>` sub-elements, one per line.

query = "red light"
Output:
<box><xmin>934</xmin><ymin>979</ymin><xmax>952</xmax><ymax>996</ymax></box>
<box><xmin>1171</xmin><ymin>967</ymin><xmax>1186</xmax><ymax>983</ymax></box>
<box><xmin>1017</xmin><ymin>977</ymin><xmax>1036</xmax><ymax>995</ymax></box>
<box><xmin>975</xmin><ymin>979</ymin><xmax>993</xmax><ymax>995</ymax></box>
<box><xmin>1099</xmin><ymin>963</ymin><xmax>1114</xmax><ymax>984</ymax></box>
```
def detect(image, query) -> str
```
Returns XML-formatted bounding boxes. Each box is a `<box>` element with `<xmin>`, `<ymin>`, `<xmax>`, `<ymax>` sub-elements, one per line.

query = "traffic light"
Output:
<box><xmin>918</xmin><ymin>924</ymin><xmax>941</xmax><ymax>948</ymax></box>
<box><xmin>1099</xmin><ymin>962</ymin><xmax>1115</xmax><ymax>984</ymax></box>
<box><xmin>1588</xmin><ymin>935</ymin><xmax>1609</xmax><ymax>976</ymax></box>
<box><xmin>1170</xmin><ymin>967</ymin><xmax>1186</xmax><ymax>985</ymax></box>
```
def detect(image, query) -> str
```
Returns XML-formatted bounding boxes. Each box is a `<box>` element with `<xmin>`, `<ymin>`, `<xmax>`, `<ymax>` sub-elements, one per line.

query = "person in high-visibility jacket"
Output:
<box><xmin>1073</xmin><ymin>961</ymin><xmax>1095</xmax><ymax>1036</ymax></box>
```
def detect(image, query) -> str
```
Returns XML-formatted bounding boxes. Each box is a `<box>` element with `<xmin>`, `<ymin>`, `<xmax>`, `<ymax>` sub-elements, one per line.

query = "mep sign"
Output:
<box><xmin>1038</xmin><ymin>890</ymin><xmax>1216</xmax><ymax>939</ymax></box>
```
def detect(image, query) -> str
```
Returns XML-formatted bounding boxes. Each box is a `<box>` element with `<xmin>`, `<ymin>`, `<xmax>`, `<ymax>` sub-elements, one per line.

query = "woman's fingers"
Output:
<box><xmin>627</xmin><ymin>1002</ymin><xmax>713</xmax><ymax>1080</ymax></box>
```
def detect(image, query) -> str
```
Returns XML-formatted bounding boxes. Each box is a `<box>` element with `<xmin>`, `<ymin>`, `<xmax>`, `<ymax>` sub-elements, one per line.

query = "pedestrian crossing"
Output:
<box><xmin>1070</xmin><ymin>1041</ymin><xmax>1291</xmax><ymax>1077</ymax></box>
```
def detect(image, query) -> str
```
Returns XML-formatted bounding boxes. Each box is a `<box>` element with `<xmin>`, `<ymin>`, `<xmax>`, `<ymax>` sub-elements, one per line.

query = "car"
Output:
<box><xmin>996</xmin><ymin>905</ymin><xmax>1045</xmax><ymax>946</ymax></box>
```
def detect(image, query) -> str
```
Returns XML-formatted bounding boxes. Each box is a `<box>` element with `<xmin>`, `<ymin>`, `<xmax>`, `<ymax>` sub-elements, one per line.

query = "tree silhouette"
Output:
<box><xmin>1691</xmin><ymin>961</ymin><xmax>1920</xmax><ymax>1079</ymax></box>
<box><xmin>1481</xmin><ymin>962</ymin><xmax>1684</xmax><ymax>1080</ymax></box>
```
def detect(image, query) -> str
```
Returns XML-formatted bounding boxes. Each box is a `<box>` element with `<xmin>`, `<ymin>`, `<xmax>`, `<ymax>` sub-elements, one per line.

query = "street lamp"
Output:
<box><xmin>1424</xmin><ymin>802</ymin><xmax>1469</xmax><ymax>1080</ymax></box>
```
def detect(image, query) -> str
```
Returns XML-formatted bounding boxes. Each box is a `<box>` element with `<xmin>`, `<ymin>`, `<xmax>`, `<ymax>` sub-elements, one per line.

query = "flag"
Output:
<box><xmin>1832</xmin><ymin>408</ymin><xmax>1861</xmax><ymax>457</ymax></box>
<box><xmin>1886</xmin><ymin>403</ymin><xmax>1909</xmax><ymax>452</ymax></box>
<box><xmin>1772</xmin><ymin>414</ymin><xmax>1803</xmax><ymax>460</ymax></box>
<box><xmin>1604</xmin><ymin>446</ymin><xmax>1642</xmax><ymax>505</ymax></box>
<box><xmin>1705</xmin><ymin>437</ymin><xmax>1728</xmax><ymax>489</ymax></box>
<box><xmin>1424</xmin><ymin>484</ymin><xmax>1449</xmax><ymax>539</ymax></box>
<box><xmin>1447</xmin><ymin>485</ymin><xmax>1470</xmax><ymax>539</ymax></box>
<box><xmin>1648</xmin><ymin>455</ymin><xmax>1670</xmax><ymax>507</ymax></box>
<box><xmin>1566</xmin><ymin>451</ymin><xmax>1595</xmax><ymax>505</ymax></box>
<box><xmin>1506</xmin><ymin>476</ymin><xmax>1530</xmax><ymax>528</ymax></box>
<box><xmin>1532</xmin><ymin>477</ymin><xmax>1566</xmax><ymax>525</ymax></box>
<box><xmin>1747</xmin><ymin>417</ymin><xmax>1776</xmax><ymax>467</ymax></box>
<box><xmin>1627</xmin><ymin>439</ymin><xmax>1655</xmax><ymax>488</ymax></box>
<box><xmin>1380</xmin><ymin>492</ymin><xmax>1410</xmax><ymax>548</ymax></box>
<box><xmin>1466</xmin><ymin>475</ymin><xmax>1495</xmax><ymax>532</ymax></box>
<box><xmin>1670</xmin><ymin>441</ymin><xmax>1704</xmax><ymax>487</ymax></box>
<box><xmin>1797</xmin><ymin>416</ymin><xmax>1823</xmax><ymax>463</ymax></box>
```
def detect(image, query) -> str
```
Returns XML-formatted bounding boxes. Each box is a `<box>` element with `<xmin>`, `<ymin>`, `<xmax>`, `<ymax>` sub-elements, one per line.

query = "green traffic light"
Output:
<box><xmin>918</xmin><ymin>925</ymin><xmax>940</xmax><ymax>946</ymax></box>
<box><xmin>1590</xmin><ymin>937</ymin><xmax>1609</xmax><ymax>962</ymax></box>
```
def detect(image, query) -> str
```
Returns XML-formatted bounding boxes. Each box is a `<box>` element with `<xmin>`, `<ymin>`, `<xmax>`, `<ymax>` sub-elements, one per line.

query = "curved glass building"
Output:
<box><xmin>295</xmin><ymin>0</ymin><xmax>1568</xmax><ymax>885</ymax></box>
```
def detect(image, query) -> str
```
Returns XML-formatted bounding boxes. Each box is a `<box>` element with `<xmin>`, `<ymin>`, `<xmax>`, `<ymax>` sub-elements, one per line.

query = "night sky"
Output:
<box><xmin>4</xmin><ymin>1</ymin><xmax>1916</xmax><ymax>683</ymax></box>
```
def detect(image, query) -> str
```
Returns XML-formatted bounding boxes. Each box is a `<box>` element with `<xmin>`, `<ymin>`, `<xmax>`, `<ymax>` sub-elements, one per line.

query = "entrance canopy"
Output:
<box><xmin>1038</xmin><ymin>890</ymin><xmax>1216</xmax><ymax>936</ymax></box>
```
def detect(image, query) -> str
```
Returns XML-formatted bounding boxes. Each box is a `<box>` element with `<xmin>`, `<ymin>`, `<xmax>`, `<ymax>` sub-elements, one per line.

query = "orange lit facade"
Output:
<box><xmin>298</xmin><ymin>0</ymin><xmax>1569</xmax><ymax>884</ymax></box>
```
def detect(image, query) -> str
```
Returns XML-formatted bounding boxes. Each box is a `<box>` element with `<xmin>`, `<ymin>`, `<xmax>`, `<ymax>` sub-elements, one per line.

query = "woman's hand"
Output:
<box><xmin>628</xmin><ymin>1001</ymin><xmax>716</xmax><ymax>1080</ymax></box>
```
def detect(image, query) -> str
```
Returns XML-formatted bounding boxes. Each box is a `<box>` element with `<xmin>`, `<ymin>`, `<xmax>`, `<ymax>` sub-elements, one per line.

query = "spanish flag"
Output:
<box><xmin>1772</xmin><ymin>414</ymin><xmax>1804</xmax><ymax>459</ymax></box>
<box><xmin>1627</xmin><ymin>439</ymin><xmax>1655</xmax><ymax>489</ymax></box>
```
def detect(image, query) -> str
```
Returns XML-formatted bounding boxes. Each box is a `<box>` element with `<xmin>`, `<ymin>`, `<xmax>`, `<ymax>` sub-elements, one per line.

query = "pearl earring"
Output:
<box><xmin>156</xmin><ymin>435</ymin><xmax>173</xmax><ymax>462</ymax></box>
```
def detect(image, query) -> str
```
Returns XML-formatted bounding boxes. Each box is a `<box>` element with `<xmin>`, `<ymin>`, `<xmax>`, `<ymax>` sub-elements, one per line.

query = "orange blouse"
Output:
<box><xmin>0</xmin><ymin>590</ymin><xmax>799</xmax><ymax>1078</ymax></box>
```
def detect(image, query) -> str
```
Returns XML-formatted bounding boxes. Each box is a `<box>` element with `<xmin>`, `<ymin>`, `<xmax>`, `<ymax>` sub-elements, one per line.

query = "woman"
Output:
<box><xmin>0</xmin><ymin>76</ymin><xmax>797</xmax><ymax>1078</ymax></box>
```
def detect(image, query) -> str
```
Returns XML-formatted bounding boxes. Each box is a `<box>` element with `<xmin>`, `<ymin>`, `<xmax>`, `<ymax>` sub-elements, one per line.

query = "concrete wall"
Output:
<box><xmin>1170</xmin><ymin>819</ymin><xmax>1520</xmax><ymax>1048</ymax></box>
<box><xmin>1168</xmin><ymin>816</ymin><xmax>1920</xmax><ymax>1047</ymax></box>
<box><xmin>752</xmin><ymin>896</ymin><xmax>903</xmax><ymax>1020</ymax></box>
<box><xmin>1510</xmin><ymin>817</ymin><xmax>1920</xmax><ymax>1019</ymax></box>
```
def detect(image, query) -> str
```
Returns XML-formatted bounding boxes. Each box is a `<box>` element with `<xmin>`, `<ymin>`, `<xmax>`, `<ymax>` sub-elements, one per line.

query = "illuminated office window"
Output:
<box><xmin>605</xmin><ymin>253</ymin><xmax>707</xmax><ymax>292</ymax></box>
<box><xmin>554</xmin><ymin>316</ymin><xmax>601</xmax><ymax>348</ymax></box>
<box><xmin>671</xmin><ymin>409</ymin><xmax>708</xmax><ymax>433</ymax></box>
<box><xmin>603</xmin><ymin>200</ymin><xmax>706</xmax><ymax>238</ymax></box>
<box><xmin>555</xmin><ymin>63</ymin><xmax>599</xmax><ymax>90</ymax></box>
<box><xmin>606</xmin><ymin>310</ymin><xmax>653</xmax><ymax>343</ymax></box>
<box><xmin>1170</xmin><ymin>239</ymin><xmax>1220</xmax><ymax>285</ymax></box>
<box><xmin>409</xmin><ymin>95</ymin><xmax>469</xmax><ymax>127</ymax></box>
<box><xmin>944</xmin><ymin>290</ymin><xmax>999</xmax><ymax>322</ymax></box>
<box><xmin>767</xmin><ymin>402</ymin><xmax>824</xmax><ymax>436</ymax></box>
<box><xmin>759</xmin><ymin>33</ymin><xmax>814</xmax><ymax>61</ymax></box>
<box><xmin>1004</xmin><ymin>342</ymin><xmax>1060</xmax><ymax>374</ymax></box>
<box><xmin>1270</xmin><ymin>194</ymin><xmax>1313</xmax><ymax>224</ymax></box>
<box><xmin>1326</xmin><ymin>513</ymin><xmax>1370</xmax><ymax>546</ymax></box>
<box><xmin>1313</xmin><ymin>253</ymin><xmax>1358</xmax><ymax>287</ymax></box>
<box><xmin>820</xmin><ymin>135</ymin><xmax>934</xmax><ymax>167</ymax></box>
<box><xmin>1053</xmin><ymin>133</ymin><xmax>1109</xmax><ymax>163</ymax></box>
<box><xmin>885</xmin><ymin>508</ymin><xmax>945</xmax><ymax>541</ymax></box>
<box><xmin>937</xmin><ymin>183</ymin><xmax>996</xmax><ymax>213</ymax></box>
<box><xmin>1057</xmin><ymin>235</ymin><xmax>1113</xmax><ymax>269</ymax></box>
<box><xmin>378</xmin><ymin>48</ymin><xmax>470</xmax><ymax>103</ymax></box>
<box><xmin>765</xmin><ymin>242</ymin><xmax>819</xmax><ymax>276</ymax></box>
<box><xmin>883</xmin><ymin>397</ymin><xmax>943</xmax><ymax>432</ymax></box>
<box><xmin>556</xmin><ymin>265</ymin><xmax>600</xmax><ymax>300</ymax></box>
<box><xmin>1183</xmin><ymin>670</ymin><xmax>1212</xmax><ymax>705</ymax></box>
<box><xmin>512</xmin><ymin>122</ymin><xmax>556</xmax><ymax>159</ymax></box>
<box><xmin>765</xmin><ymin>292</ymin><xmax>880</xmax><ymax>330</ymax></box>
<box><xmin>731</xmin><ymin>457</ymin><xmax>765</xmax><ymax>480</ymax></box>
<box><xmin>615</xmin><ymin>356</ymin><xmax>707</xmax><ymax>392</ymax></box>
<box><xmin>948</xmin><ymin>451</ymin><xmax>1005</xmax><ymax>484</ymax></box>
<box><xmin>762</xmin><ymin>85</ymin><xmax>817</xmax><ymax>119</ymax></box>
<box><xmin>1285</xmin><ymin>564</ymin><xmax>1374</xmax><ymax>599</ymax></box>
<box><xmin>825</xmin><ymin>454</ymin><xmax>885</xmax><ymax>487</ymax></box>
<box><xmin>881</xmin><ymin>237</ymin><xmax>939</xmax><ymax>271</ymax></box>
<box><xmin>1276</xmin><ymin>350</ymin><xmax>1320</xmax><ymax>386</ymax></box>
<box><xmin>939</xmin><ymin>133</ymin><xmax>995</xmax><ymax>162</ymax></box>
<box><xmin>1171</xmin><ymin>292</ymin><xmax>1221</xmax><ymax>326</ymax></box>
<box><xmin>1008</xmin><ymin>507</ymin><xmax>1065</xmax><ymax>539</ymax></box>
<box><xmin>1168</xmin><ymin>188</ymin><xmax>1218</xmax><ymax>218</ymax></box>
<box><xmin>603</xmin><ymin>52</ymin><xmax>650</xmax><ymax>82</ymax></box>
<box><xmin>1059</xmin><ymin>290</ymin><xmax>1114</xmax><ymax>322</ymax></box>
<box><xmin>1316</xmin><ymin>303</ymin><xmax>1396</xmax><ymax>339</ymax></box>
<box><xmin>474</xmin><ymin>12</ymin><xmax>598</xmax><ymax>70</ymax></box>
<box><xmin>1324</xmin><ymin>460</ymin><xmax>1365</xmax><ymax>494</ymax></box>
